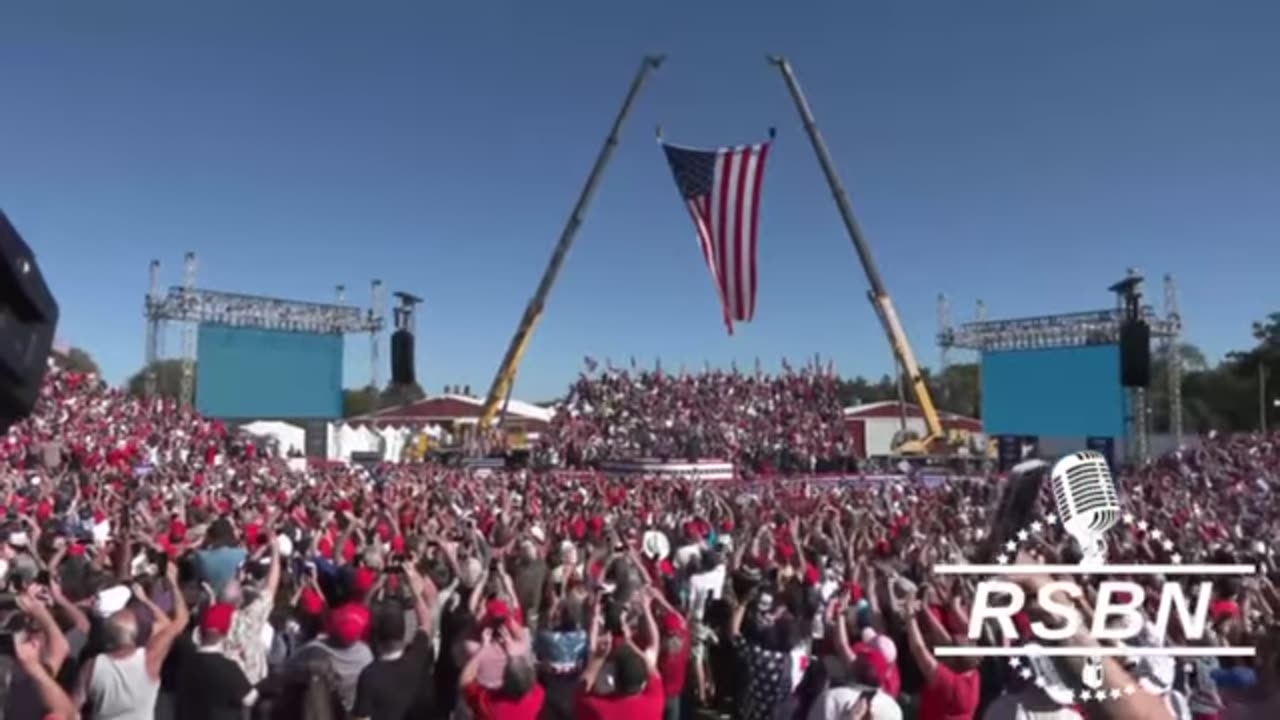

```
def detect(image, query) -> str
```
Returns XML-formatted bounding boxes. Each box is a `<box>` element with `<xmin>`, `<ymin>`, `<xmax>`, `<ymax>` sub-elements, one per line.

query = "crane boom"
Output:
<box><xmin>767</xmin><ymin>56</ymin><xmax>944</xmax><ymax>445</ymax></box>
<box><xmin>477</xmin><ymin>56</ymin><xmax>665</xmax><ymax>432</ymax></box>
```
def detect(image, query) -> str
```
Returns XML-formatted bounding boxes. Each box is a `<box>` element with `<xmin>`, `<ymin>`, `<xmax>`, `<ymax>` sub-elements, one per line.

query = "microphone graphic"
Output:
<box><xmin>1050</xmin><ymin>451</ymin><xmax>1121</xmax><ymax>690</ymax></box>
<box><xmin>1050</xmin><ymin>451</ymin><xmax>1120</xmax><ymax>566</ymax></box>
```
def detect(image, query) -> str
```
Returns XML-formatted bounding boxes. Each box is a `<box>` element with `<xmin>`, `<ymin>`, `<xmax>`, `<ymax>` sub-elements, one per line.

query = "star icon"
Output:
<box><xmin>1122</xmin><ymin>513</ymin><xmax>1135</xmax><ymax>525</ymax></box>
<box><xmin>1150</xmin><ymin>529</ymin><xmax>1164</xmax><ymax>540</ymax></box>
<box><xmin>1171</xmin><ymin>553</ymin><xmax>1183</xmax><ymax>564</ymax></box>
<box><xmin>1019</xmin><ymin>668</ymin><xmax>1033</xmax><ymax>680</ymax></box>
<box><xmin>1034</xmin><ymin>675</ymin><xmax>1047</xmax><ymax>688</ymax></box>
<box><xmin>1005</xmin><ymin>540</ymin><xmax>1018</xmax><ymax>553</ymax></box>
<box><xmin>1008</xmin><ymin>658</ymin><xmax>1022</xmax><ymax>669</ymax></box>
<box><xmin>1162</xmin><ymin>539</ymin><xmax>1175</xmax><ymax>552</ymax></box>
<box><xmin>1045</xmin><ymin>513</ymin><xmax>1058</xmax><ymax>525</ymax></box>
<box><xmin>1123</xmin><ymin>685</ymin><xmax>1136</xmax><ymax>696</ymax></box>
<box><xmin>1137</xmin><ymin>520</ymin><xmax>1149</xmax><ymax>531</ymax></box>
<box><xmin>1109</xmin><ymin>688</ymin><xmax>1122</xmax><ymax>700</ymax></box>
<box><xmin>1030</xmin><ymin>521</ymin><xmax>1043</xmax><ymax>533</ymax></box>
<box><xmin>1017</xmin><ymin>530</ymin><xmax>1030</xmax><ymax>542</ymax></box>
<box><xmin>997</xmin><ymin>554</ymin><xmax>1009</xmax><ymax>565</ymax></box>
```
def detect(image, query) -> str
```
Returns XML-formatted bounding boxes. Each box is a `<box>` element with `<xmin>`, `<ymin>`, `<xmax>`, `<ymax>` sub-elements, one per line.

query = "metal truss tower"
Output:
<box><xmin>144</xmin><ymin>260</ymin><xmax>163</xmax><ymax>399</ymax></box>
<box><xmin>179</xmin><ymin>252</ymin><xmax>198</xmax><ymax>408</ymax></box>
<box><xmin>1163</xmin><ymin>274</ymin><xmax>1184</xmax><ymax>446</ymax></box>
<box><xmin>143</xmin><ymin>254</ymin><xmax>386</xmax><ymax>409</ymax></box>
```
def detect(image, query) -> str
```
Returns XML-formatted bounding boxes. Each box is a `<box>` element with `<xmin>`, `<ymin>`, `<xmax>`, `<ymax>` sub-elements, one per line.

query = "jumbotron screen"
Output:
<box><xmin>195</xmin><ymin>324</ymin><xmax>343</xmax><ymax>420</ymax></box>
<box><xmin>981</xmin><ymin>344</ymin><xmax>1126</xmax><ymax>439</ymax></box>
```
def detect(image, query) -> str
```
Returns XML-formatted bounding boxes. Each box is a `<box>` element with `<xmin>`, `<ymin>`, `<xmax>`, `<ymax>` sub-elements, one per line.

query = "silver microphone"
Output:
<box><xmin>1052</xmin><ymin>451</ymin><xmax>1119</xmax><ymax>692</ymax></box>
<box><xmin>1051</xmin><ymin>451</ymin><xmax>1120</xmax><ymax>566</ymax></box>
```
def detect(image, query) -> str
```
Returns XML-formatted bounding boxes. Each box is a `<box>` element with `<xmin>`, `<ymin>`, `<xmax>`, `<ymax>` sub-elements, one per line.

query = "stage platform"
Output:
<box><xmin>597</xmin><ymin>458</ymin><xmax>735</xmax><ymax>481</ymax></box>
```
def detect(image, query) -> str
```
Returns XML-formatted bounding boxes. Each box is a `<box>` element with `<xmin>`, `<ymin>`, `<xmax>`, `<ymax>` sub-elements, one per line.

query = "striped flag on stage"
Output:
<box><xmin>661</xmin><ymin>138</ymin><xmax>771</xmax><ymax>334</ymax></box>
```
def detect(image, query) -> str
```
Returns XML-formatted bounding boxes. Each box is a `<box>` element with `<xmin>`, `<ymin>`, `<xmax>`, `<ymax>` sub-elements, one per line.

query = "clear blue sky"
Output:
<box><xmin>3</xmin><ymin>0</ymin><xmax>1277</xmax><ymax>402</ymax></box>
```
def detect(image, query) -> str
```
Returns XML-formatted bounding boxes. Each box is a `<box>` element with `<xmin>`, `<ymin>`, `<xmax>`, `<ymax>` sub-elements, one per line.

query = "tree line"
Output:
<box><xmin>57</xmin><ymin>311</ymin><xmax>1276</xmax><ymax>431</ymax></box>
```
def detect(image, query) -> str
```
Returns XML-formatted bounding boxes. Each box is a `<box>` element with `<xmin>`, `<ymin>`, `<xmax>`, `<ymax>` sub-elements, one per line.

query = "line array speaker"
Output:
<box><xmin>391</xmin><ymin>329</ymin><xmax>415</xmax><ymax>386</ymax></box>
<box><xmin>1119</xmin><ymin>320</ymin><xmax>1151</xmax><ymax>388</ymax></box>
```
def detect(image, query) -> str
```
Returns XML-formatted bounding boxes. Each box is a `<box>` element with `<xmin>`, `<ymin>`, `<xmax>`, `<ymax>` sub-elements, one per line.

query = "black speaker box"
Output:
<box><xmin>390</xmin><ymin>329</ymin><xmax>415</xmax><ymax>386</ymax></box>
<box><xmin>1120</xmin><ymin>320</ymin><xmax>1151</xmax><ymax>388</ymax></box>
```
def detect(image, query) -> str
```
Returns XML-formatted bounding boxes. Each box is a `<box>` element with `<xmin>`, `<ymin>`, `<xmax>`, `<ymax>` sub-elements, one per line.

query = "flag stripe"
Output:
<box><xmin>660</xmin><ymin>140</ymin><xmax>771</xmax><ymax>333</ymax></box>
<box><xmin>747</xmin><ymin>142</ymin><xmax>768</xmax><ymax>319</ymax></box>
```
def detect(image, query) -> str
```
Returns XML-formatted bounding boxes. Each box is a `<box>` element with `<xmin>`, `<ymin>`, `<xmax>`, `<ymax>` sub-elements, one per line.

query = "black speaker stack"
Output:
<box><xmin>1110</xmin><ymin>273</ymin><xmax>1151</xmax><ymax>390</ymax></box>
<box><xmin>1119</xmin><ymin>319</ymin><xmax>1151</xmax><ymax>388</ymax></box>
<box><xmin>391</xmin><ymin>329</ymin><xmax>415</xmax><ymax>386</ymax></box>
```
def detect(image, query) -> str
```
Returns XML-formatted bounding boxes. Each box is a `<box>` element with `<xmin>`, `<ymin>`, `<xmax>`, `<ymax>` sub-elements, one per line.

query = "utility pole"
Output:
<box><xmin>1261</xmin><ymin>363</ymin><xmax>1269</xmax><ymax>433</ymax></box>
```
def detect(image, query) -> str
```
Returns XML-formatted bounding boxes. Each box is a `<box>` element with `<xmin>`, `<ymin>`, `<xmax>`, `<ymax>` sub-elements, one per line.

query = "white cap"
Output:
<box><xmin>95</xmin><ymin>585</ymin><xmax>132</xmax><ymax>616</ymax></box>
<box><xmin>642</xmin><ymin>531</ymin><xmax>670</xmax><ymax>561</ymax></box>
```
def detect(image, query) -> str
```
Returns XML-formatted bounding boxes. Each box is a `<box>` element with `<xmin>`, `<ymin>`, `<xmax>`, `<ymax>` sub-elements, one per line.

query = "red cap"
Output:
<box><xmin>353</xmin><ymin>567</ymin><xmax>378</xmax><ymax>597</ymax></box>
<box><xmin>327</xmin><ymin>603</ymin><xmax>369</xmax><ymax>645</ymax></box>
<box><xmin>202</xmin><ymin>602</ymin><xmax>236</xmax><ymax>636</ymax></box>
<box><xmin>485</xmin><ymin>599</ymin><xmax>511</xmax><ymax>622</ymax></box>
<box><xmin>661</xmin><ymin>611</ymin><xmax>684</xmax><ymax>633</ymax></box>
<box><xmin>298</xmin><ymin>587</ymin><xmax>326</xmax><ymax>616</ymax></box>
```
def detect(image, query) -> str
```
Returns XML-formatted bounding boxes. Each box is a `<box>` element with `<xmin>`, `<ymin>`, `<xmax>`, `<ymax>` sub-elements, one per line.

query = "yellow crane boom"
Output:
<box><xmin>768</xmin><ymin>56</ymin><xmax>945</xmax><ymax>451</ymax></box>
<box><xmin>477</xmin><ymin>56</ymin><xmax>665</xmax><ymax>432</ymax></box>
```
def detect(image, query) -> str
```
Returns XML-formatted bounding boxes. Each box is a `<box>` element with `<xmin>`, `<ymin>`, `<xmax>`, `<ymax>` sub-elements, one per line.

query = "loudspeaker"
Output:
<box><xmin>391</xmin><ymin>329</ymin><xmax>415</xmax><ymax>386</ymax></box>
<box><xmin>0</xmin><ymin>212</ymin><xmax>58</xmax><ymax>433</ymax></box>
<box><xmin>1119</xmin><ymin>320</ymin><xmax>1151</xmax><ymax>388</ymax></box>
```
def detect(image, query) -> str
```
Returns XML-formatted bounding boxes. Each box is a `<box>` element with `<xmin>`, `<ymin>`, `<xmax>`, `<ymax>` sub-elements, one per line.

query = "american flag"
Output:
<box><xmin>661</xmin><ymin>140</ymin><xmax>771</xmax><ymax>334</ymax></box>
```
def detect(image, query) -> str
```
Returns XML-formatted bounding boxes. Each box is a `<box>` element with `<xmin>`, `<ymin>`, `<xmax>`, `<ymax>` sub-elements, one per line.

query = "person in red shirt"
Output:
<box><xmin>460</xmin><ymin>626</ymin><xmax>545</xmax><ymax>720</ymax></box>
<box><xmin>647</xmin><ymin>587</ymin><xmax>692</xmax><ymax>720</ymax></box>
<box><xmin>905</xmin><ymin>597</ymin><xmax>980</xmax><ymax>720</ymax></box>
<box><xmin>576</xmin><ymin>589</ymin><xmax>666</xmax><ymax>720</ymax></box>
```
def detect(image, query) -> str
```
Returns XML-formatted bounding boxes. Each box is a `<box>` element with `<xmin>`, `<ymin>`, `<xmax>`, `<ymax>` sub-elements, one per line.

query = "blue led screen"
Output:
<box><xmin>981</xmin><ymin>345</ymin><xmax>1125</xmax><ymax>438</ymax></box>
<box><xmin>195</xmin><ymin>325</ymin><xmax>343</xmax><ymax>419</ymax></box>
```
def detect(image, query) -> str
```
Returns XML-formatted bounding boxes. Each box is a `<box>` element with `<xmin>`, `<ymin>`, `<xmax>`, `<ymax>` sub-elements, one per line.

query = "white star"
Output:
<box><xmin>1017</xmin><ymin>530</ymin><xmax>1030</xmax><ymax>542</ymax></box>
<box><xmin>1019</xmin><ymin>668</ymin><xmax>1033</xmax><ymax>680</ymax></box>
<box><xmin>1034</xmin><ymin>675</ymin><xmax>1046</xmax><ymax>688</ymax></box>
<box><xmin>997</xmin><ymin>554</ymin><xmax>1009</xmax><ymax>565</ymax></box>
<box><xmin>1162</xmin><ymin>539</ymin><xmax>1175</xmax><ymax>552</ymax></box>
<box><xmin>1150</xmin><ymin>529</ymin><xmax>1163</xmax><ymax>540</ymax></box>
<box><xmin>1030</xmin><ymin>521</ymin><xmax>1043</xmax><ymax>533</ymax></box>
<box><xmin>1122</xmin><ymin>513</ymin><xmax>1135</xmax><ymax>525</ymax></box>
<box><xmin>1008</xmin><ymin>658</ymin><xmax>1022</xmax><ymax>668</ymax></box>
<box><xmin>1109</xmin><ymin>687</ymin><xmax>1122</xmax><ymax>700</ymax></box>
<box><xmin>1171</xmin><ymin>553</ymin><xmax>1183</xmax><ymax>564</ymax></box>
<box><xmin>1124</xmin><ymin>685</ymin><xmax>1136</xmax><ymax>696</ymax></box>
<box><xmin>1005</xmin><ymin>540</ymin><xmax>1018</xmax><ymax>552</ymax></box>
<box><xmin>1137</xmin><ymin>520</ymin><xmax>1149</xmax><ymax>531</ymax></box>
<box><xmin>1045</xmin><ymin>513</ymin><xmax>1058</xmax><ymax>525</ymax></box>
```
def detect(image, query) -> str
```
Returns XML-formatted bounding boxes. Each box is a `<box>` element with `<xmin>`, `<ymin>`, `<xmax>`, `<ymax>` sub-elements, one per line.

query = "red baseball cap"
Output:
<box><xmin>202</xmin><ymin>603</ymin><xmax>236</xmax><ymax>636</ymax></box>
<box><xmin>327</xmin><ymin>603</ymin><xmax>370</xmax><ymax>645</ymax></box>
<box><xmin>485</xmin><ymin>599</ymin><xmax>511</xmax><ymax>622</ymax></box>
<box><xmin>353</xmin><ymin>567</ymin><xmax>378</xmax><ymax>597</ymax></box>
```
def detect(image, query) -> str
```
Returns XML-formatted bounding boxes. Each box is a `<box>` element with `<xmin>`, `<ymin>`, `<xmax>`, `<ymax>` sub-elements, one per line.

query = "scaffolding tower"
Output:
<box><xmin>143</xmin><ymin>253</ymin><xmax>385</xmax><ymax>408</ymax></box>
<box><xmin>937</xmin><ymin>275</ymin><xmax>1184</xmax><ymax>463</ymax></box>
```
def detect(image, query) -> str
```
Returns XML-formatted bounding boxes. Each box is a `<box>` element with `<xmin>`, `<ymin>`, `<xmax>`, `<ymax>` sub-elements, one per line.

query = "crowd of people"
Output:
<box><xmin>0</xmin><ymin>356</ymin><xmax>1277</xmax><ymax>720</ymax></box>
<box><xmin>545</xmin><ymin>363</ymin><xmax>852</xmax><ymax>472</ymax></box>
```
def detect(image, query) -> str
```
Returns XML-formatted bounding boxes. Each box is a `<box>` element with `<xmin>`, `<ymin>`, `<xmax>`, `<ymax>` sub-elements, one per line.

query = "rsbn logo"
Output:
<box><xmin>932</xmin><ymin>452</ymin><xmax>1257</xmax><ymax>704</ymax></box>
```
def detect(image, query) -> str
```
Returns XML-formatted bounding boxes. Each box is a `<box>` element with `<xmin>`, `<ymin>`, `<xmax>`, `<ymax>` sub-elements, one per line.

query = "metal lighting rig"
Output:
<box><xmin>938</xmin><ymin>274</ymin><xmax>1185</xmax><ymax>457</ymax></box>
<box><xmin>143</xmin><ymin>252</ymin><xmax>385</xmax><ymax>407</ymax></box>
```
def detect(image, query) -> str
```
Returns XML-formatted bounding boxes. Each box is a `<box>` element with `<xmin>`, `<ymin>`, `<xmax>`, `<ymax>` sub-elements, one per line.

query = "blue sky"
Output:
<box><xmin>3</xmin><ymin>0</ymin><xmax>1277</xmax><ymax>402</ymax></box>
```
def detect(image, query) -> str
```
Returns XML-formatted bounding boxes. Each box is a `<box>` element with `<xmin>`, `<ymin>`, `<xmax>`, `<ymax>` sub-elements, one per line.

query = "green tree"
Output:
<box><xmin>342</xmin><ymin>386</ymin><xmax>380</xmax><ymax>417</ymax></box>
<box><xmin>125</xmin><ymin>359</ymin><xmax>191</xmax><ymax>399</ymax></box>
<box><xmin>378</xmin><ymin>382</ymin><xmax>426</xmax><ymax>410</ymax></box>
<box><xmin>62</xmin><ymin>347</ymin><xmax>101</xmax><ymax>376</ymax></box>
<box><xmin>935</xmin><ymin>362</ymin><xmax>981</xmax><ymax>418</ymax></box>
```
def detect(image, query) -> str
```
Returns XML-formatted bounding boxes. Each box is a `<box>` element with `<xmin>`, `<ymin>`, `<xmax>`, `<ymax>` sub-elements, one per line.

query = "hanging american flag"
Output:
<box><xmin>661</xmin><ymin>138</ymin><xmax>771</xmax><ymax>334</ymax></box>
